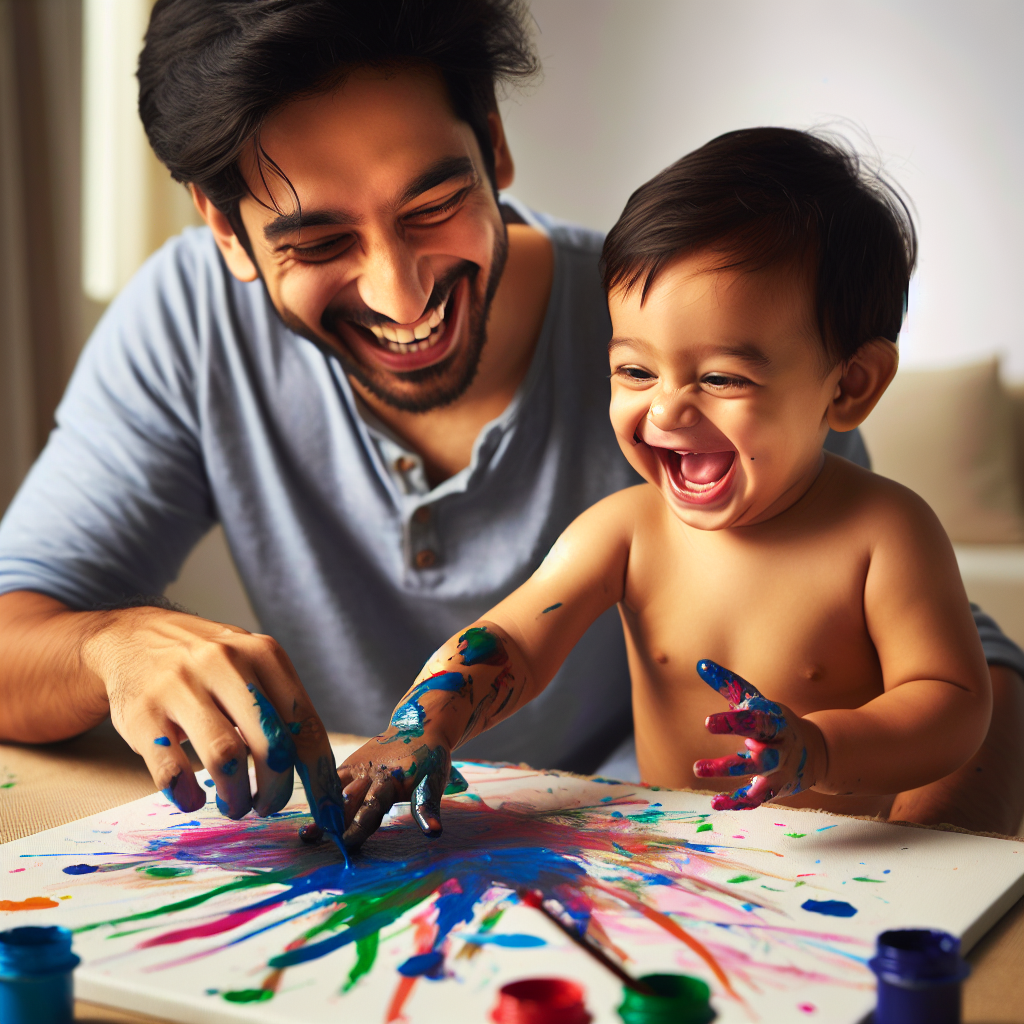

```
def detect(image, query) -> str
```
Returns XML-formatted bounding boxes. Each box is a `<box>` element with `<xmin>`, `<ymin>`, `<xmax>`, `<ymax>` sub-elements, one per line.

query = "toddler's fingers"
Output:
<box><xmin>412</xmin><ymin>763</ymin><xmax>449</xmax><ymax>837</ymax></box>
<box><xmin>711</xmin><ymin>774</ymin><xmax>777</xmax><ymax>811</ymax></box>
<box><xmin>342</xmin><ymin>776</ymin><xmax>398</xmax><ymax>851</ymax></box>
<box><xmin>705</xmin><ymin>709</ymin><xmax>785</xmax><ymax>741</ymax></box>
<box><xmin>696</xmin><ymin>660</ymin><xmax>765</xmax><ymax>706</ymax></box>
<box><xmin>693</xmin><ymin>750</ymin><xmax>756</xmax><ymax>778</ymax></box>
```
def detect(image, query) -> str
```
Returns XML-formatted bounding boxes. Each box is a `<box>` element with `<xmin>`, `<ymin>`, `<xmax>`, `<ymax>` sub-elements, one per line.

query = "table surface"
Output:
<box><xmin>2</xmin><ymin>720</ymin><xmax>1022</xmax><ymax>1024</ymax></box>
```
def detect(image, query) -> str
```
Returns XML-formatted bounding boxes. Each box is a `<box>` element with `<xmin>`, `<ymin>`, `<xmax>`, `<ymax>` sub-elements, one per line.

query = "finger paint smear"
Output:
<box><xmin>34</xmin><ymin>764</ymin><xmax>897</xmax><ymax>1023</ymax></box>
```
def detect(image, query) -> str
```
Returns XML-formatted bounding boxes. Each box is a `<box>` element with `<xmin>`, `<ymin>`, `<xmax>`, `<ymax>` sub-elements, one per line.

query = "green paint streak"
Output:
<box><xmin>785</xmin><ymin>833</ymin><xmax>807</xmax><ymax>838</ymax></box>
<box><xmin>458</xmin><ymin>626</ymin><xmax>501</xmax><ymax>665</ymax></box>
<box><xmin>444</xmin><ymin>765</ymin><xmax>469</xmax><ymax>795</ymax></box>
<box><xmin>727</xmin><ymin>874</ymin><xmax>758</xmax><ymax>884</ymax></box>
<box><xmin>0</xmin><ymin>782</ymin><xmax>14</xmax><ymax>789</ymax></box>
<box><xmin>794</xmin><ymin>881</ymin><xmax>806</xmax><ymax>887</ymax></box>
<box><xmin>696</xmin><ymin>823</ymin><xmax>713</xmax><ymax>833</ymax></box>
<box><xmin>140</xmin><ymin>866</ymin><xmax>193</xmax><ymax>879</ymax></box>
<box><xmin>853</xmin><ymin>876</ymin><xmax>885</xmax><ymax>883</ymax></box>
<box><xmin>73</xmin><ymin>869</ymin><xmax>294</xmax><ymax>935</ymax></box>
<box><xmin>627</xmin><ymin>810</ymin><xmax>663</xmax><ymax>823</ymax></box>
<box><xmin>760</xmin><ymin>885</ymin><xmax>784</xmax><ymax>891</ymax></box>
<box><xmin>343</xmin><ymin>932</ymin><xmax>379</xmax><ymax>992</ymax></box>
<box><xmin>223</xmin><ymin>989</ymin><xmax>273</xmax><ymax>1004</ymax></box>
<box><xmin>478</xmin><ymin>906</ymin><xmax>505</xmax><ymax>934</ymax></box>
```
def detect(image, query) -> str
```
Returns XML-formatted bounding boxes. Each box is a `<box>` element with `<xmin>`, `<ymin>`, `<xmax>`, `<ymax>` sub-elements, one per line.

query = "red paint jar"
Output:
<box><xmin>491</xmin><ymin>978</ymin><xmax>592</xmax><ymax>1024</ymax></box>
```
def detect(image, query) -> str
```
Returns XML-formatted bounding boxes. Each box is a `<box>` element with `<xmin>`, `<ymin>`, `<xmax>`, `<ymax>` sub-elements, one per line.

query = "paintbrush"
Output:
<box><xmin>517</xmin><ymin>888</ymin><xmax>655</xmax><ymax>995</ymax></box>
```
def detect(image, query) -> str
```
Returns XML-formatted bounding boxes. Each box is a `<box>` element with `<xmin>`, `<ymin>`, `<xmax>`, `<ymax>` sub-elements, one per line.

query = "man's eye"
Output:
<box><xmin>407</xmin><ymin>188</ymin><xmax>470</xmax><ymax>222</ymax></box>
<box><xmin>289</xmin><ymin>236</ymin><xmax>353</xmax><ymax>261</ymax></box>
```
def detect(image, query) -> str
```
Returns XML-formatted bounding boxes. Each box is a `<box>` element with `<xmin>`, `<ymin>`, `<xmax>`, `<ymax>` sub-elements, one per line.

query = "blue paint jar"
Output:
<box><xmin>869</xmin><ymin>929</ymin><xmax>970</xmax><ymax>1024</ymax></box>
<box><xmin>0</xmin><ymin>925</ymin><xmax>80</xmax><ymax>1024</ymax></box>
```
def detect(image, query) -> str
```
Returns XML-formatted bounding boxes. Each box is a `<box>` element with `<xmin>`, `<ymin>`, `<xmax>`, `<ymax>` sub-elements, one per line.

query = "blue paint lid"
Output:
<box><xmin>0</xmin><ymin>927</ymin><xmax>80</xmax><ymax>977</ymax></box>
<box><xmin>869</xmin><ymin>929</ymin><xmax>970</xmax><ymax>988</ymax></box>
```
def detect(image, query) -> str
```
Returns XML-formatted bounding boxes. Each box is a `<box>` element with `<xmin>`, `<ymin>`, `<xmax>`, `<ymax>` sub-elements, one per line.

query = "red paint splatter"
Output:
<box><xmin>138</xmin><ymin>904</ymin><xmax>283</xmax><ymax>947</ymax></box>
<box><xmin>8</xmin><ymin>868</ymin><xmax>25</xmax><ymax>873</ymax></box>
<box><xmin>799</xmin><ymin>1002</ymin><xmax>816</xmax><ymax>1013</ymax></box>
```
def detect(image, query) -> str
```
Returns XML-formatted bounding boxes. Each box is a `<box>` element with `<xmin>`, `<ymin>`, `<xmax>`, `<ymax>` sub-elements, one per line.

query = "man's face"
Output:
<box><xmin>608</xmin><ymin>253</ymin><xmax>845</xmax><ymax>530</ymax></box>
<box><xmin>233</xmin><ymin>67</ymin><xmax>508</xmax><ymax>412</ymax></box>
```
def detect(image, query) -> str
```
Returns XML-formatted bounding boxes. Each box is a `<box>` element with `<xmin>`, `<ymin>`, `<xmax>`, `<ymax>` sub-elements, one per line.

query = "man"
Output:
<box><xmin>1</xmin><ymin>0</ymin><xmax>1021</xmax><ymax>843</ymax></box>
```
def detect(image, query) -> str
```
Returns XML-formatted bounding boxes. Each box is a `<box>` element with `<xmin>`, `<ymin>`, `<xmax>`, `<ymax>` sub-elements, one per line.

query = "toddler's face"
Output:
<box><xmin>608</xmin><ymin>252</ymin><xmax>845</xmax><ymax>530</ymax></box>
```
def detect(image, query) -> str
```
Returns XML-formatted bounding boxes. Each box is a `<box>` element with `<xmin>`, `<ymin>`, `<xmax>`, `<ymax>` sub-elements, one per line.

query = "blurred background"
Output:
<box><xmin>0</xmin><ymin>0</ymin><xmax>1021</xmax><ymax>638</ymax></box>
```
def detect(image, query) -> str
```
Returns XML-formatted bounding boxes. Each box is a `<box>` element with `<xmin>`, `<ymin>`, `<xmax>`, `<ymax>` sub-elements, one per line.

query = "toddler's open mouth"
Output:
<box><xmin>658</xmin><ymin>448</ymin><xmax>737</xmax><ymax>505</ymax></box>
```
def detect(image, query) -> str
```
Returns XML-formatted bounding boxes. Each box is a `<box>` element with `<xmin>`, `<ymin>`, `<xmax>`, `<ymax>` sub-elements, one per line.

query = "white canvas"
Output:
<box><xmin>2</xmin><ymin>759</ymin><xmax>1022</xmax><ymax>1024</ymax></box>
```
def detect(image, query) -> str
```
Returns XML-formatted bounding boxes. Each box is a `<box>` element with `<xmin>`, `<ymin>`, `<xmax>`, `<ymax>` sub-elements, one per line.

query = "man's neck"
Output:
<box><xmin>351</xmin><ymin>222</ymin><xmax>554</xmax><ymax>487</ymax></box>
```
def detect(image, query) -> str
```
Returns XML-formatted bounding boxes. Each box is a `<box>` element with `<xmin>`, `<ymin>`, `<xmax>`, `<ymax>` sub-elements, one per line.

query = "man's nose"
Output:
<box><xmin>356</xmin><ymin>233</ymin><xmax>434</xmax><ymax>325</ymax></box>
<box><xmin>647</xmin><ymin>387</ymin><xmax>701</xmax><ymax>431</ymax></box>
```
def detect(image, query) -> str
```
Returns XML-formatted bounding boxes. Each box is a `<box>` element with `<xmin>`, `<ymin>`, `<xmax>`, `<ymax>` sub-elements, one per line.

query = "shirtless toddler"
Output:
<box><xmin>337</xmin><ymin>127</ymin><xmax>991</xmax><ymax>847</ymax></box>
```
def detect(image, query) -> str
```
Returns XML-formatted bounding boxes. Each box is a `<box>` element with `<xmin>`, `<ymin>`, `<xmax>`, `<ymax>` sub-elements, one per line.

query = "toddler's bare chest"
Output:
<box><xmin>621</xmin><ymin>530</ymin><xmax>882</xmax><ymax>715</ymax></box>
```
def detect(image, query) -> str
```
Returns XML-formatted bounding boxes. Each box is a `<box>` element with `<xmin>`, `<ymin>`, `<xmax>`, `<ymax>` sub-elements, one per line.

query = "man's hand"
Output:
<box><xmin>692</xmin><ymin>659</ymin><xmax>824</xmax><ymax>810</ymax></box>
<box><xmin>0</xmin><ymin>592</ymin><xmax>347</xmax><ymax>845</ymax></box>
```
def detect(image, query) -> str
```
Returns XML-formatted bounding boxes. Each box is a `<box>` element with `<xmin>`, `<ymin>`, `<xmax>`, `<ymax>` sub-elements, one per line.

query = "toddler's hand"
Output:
<box><xmin>334</xmin><ymin>737</ymin><xmax>468</xmax><ymax>850</ymax></box>
<box><xmin>692</xmin><ymin>659</ymin><xmax>818</xmax><ymax>810</ymax></box>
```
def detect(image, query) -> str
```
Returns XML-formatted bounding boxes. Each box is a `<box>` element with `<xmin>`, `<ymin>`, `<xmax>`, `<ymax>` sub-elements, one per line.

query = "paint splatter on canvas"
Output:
<box><xmin>2</xmin><ymin>760</ymin><xmax>1022</xmax><ymax>1023</ymax></box>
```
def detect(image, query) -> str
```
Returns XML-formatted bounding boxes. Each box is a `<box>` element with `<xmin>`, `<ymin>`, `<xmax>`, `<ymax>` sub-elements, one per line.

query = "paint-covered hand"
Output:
<box><xmin>692</xmin><ymin>659</ymin><xmax>821</xmax><ymax>810</ymax></box>
<box><xmin>74</xmin><ymin>604</ymin><xmax>347</xmax><ymax>849</ymax></box>
<box><xmin>336</xmin><ymin>739</ymin><xmax>469</xmax><ymax>850</ymax></box>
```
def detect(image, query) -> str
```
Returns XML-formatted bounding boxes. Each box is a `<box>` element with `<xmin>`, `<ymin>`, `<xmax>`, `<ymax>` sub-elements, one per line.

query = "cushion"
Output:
<box><xmin>858</xmin><ymin>358</ymin><xmax>1024</xmax><ymax>543</ymax></box>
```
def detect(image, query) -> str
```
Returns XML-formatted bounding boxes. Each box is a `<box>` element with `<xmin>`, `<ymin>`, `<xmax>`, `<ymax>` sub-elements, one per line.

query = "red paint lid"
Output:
<box><xmin>491</xmin><ymin>978</ymin><xmax>592</xmax><ymax>1024</ymax></box>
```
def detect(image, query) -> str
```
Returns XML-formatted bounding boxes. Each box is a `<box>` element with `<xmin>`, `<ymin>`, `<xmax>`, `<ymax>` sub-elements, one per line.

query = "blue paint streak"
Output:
<box><xmin>165</xmin><ymin>820</ymin><xmax>201</xmax><ymax>829</ymax></box>
<box><xmin>153</xmin><ymin>737</ymin><xmax>171</xmax><ymax>747</ymax></box>
<box><xmin>815</xmin><ymin>825</ymin><xmax>838</xmax><ymax>832</ymax></box>
<box><xmin>390</xmin><ymin>672</ymin><xmax>467</xmax><ymax>740</ymax></box>
<box><xmin>802</xmin><ymin>899</ymin><xmax>858</xmax><ymax>918</ymax></box>
<box><xmin>398</xmin><ymin>951</ymin><xmax>445</xmax><ymax>977</ymax></box>
<box><xmin>62</xmin><ymin>864</ymin><xmax>99</xmax><ymax>875</ymax></box>
<box><xmin>542</xmin><ymin>603</ymin><xmax>563</xmax><ymax>614</ymax></box>
<box><xmin>461</xmin><ymin>934</ymin><xmax>546</xmax><ymax>947</ymax></box>
<box><xmin>248</xmin><ymin>686</ymin><xmax>296</xmax><ymax>774</ymax></box>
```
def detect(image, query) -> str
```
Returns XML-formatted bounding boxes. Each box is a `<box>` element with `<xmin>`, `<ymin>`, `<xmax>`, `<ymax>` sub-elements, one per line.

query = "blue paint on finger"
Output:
<box><xmin>444</xmin><ymin>765</ymin><xmax>469</xmax><ymax>795</ymax></box>
<box><xmin>542</xmin><ymin>603</ymin><xmax>562</xmax><ymax>614</ymax></box>
<box><xmin>221</xmin><ymin>759</ymin><xmax>239</xmax><ymax>777</ymax></box>
<box><xmin>216</xmin><ymin>794</ymin><xmax>230</xmax><ymax>817</ymax></box>
<box><xmin>153</xmin><ymin>736</ymin><xmax>171</xmax><ymax>747</ymax></box>
<box><xmin>248</xmin><ymin>685</ymin><xmax>296</xmax><ymax>774</ymax></box>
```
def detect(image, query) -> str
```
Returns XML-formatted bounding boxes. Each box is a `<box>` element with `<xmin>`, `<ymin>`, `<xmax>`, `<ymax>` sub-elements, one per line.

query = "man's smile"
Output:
<box><xmin>329</xmin><ymin>275</ymin><xmax>471</xmax><ymax>374</ymax></box>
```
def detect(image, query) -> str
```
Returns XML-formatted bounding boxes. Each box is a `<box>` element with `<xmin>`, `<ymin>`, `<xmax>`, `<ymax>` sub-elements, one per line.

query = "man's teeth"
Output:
<box><xmin>366</xmin><ymin>300</ymin><xmax>447</xmax><ymax>353</ymax></box>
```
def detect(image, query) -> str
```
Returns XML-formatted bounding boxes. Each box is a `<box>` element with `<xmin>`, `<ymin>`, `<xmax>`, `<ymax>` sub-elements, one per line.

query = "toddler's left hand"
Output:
<box><xmin>692</xmin><ymin>659</ymin><xmax>820</xmax><ymax>810</ymax></box>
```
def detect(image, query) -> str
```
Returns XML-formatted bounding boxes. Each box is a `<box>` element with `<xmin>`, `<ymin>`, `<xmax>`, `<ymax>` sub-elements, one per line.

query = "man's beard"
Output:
<box><xmin>281</xmin><ymin>229</ymin><xmax>509</xmax><ymax>414</ymax></box>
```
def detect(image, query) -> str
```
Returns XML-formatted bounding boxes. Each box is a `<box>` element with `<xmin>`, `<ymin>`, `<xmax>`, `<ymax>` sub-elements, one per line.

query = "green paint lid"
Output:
<box><xmin>617</xmin><ymin>974</ymin><xmax>716</xmax><ymax>1024</ymax></box>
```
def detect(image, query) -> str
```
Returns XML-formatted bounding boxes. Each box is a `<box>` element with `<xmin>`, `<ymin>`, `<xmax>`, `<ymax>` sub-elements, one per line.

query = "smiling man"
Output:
<box><xmin>0</xmin><ymin>0</ymin><xmax>1021</xmax><ymax>840</ymax></box>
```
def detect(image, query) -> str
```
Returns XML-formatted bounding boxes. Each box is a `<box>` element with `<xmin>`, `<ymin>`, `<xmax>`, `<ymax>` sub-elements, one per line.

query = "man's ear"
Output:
<box><xmin>487</xmin><ymin>110</ymin><xmax>515</xmax><ymax>191</ymax></box>
<box><xmin>826</xmin><ymin>338</ymin><xmax>899</xmax><ymax>432</ymax></box>
<box><xmin>190</xmin><ymin>185</ymin><xmax>259</xmax><ymax>283</ymax></box>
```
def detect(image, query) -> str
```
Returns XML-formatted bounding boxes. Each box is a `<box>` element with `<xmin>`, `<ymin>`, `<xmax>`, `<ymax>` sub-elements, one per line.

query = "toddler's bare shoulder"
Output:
<box><xmin>825</xmin><ymin>453</ymin><xmax>947</xmax><ymax>541</ymax></box>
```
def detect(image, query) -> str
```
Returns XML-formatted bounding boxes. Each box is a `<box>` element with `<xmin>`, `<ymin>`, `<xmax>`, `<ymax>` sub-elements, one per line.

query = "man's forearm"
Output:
<box><xmin>889</xmin><ymin>664</ymin><xmax>1024</xmax><ymax>834</ymax></box>
<box><xmin>0</xmin><ymin>591</ymin><xmax>110</xmax><ymax>743</ymax></box>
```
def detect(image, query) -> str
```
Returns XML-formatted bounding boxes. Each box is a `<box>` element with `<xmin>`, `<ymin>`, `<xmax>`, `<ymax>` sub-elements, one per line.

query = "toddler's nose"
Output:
<box><xmin>648</xmin><ymin>392</ymin><xmax>700</xmax><ymax>431</ymax></box>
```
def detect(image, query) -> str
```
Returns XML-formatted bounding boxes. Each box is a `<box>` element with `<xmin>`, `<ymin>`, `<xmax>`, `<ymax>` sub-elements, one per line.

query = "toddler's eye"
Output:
<box><xmin>618</xmin><ymin>366</ymin><xmax>655</xmax><ymax>381</ymax></box>
<box><xmin>702</xmin><ymin>373</ymin><xmax>749</xmax><ymax>390</ymax></box>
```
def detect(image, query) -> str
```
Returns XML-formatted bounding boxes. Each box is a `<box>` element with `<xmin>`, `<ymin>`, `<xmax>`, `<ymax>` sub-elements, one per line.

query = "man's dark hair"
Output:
<box><xmin>138</xmin><ymin>0</ymin><xmax>538</xmax><ymax>230</ymax></box>
<box><xmin>601</xmin><ymin>128</ymin><xmax>917</xmax><ymax>365</ymax></box>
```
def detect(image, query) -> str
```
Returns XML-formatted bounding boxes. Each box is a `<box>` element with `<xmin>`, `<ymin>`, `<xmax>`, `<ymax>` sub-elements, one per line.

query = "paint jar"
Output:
<box><xmin>617</xmin><ymin>973</ymin><xmax>716</xmax><ymax>1024</ymax></box>
<box><xmin>491</xmin><ymin>977</ymin><xmax>591</xmax><ymax>1024</ymax></box>
<box><xmin>869</xmin><ymin>929</ymin><xmax>970</xmax><ymax>1024</ymax></box>
<box><xmin>0</xmin><ymin>925</ymin><xmax>81</xmax><ymax>1024</ymax></box>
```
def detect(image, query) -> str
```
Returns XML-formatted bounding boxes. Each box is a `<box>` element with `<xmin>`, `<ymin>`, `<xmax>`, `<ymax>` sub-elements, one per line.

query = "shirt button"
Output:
<box><xmin>414</xmin><ymin>549</ymin><xmax>437</xmax><ymax>569</ymax></box>
<box><xmin>394</xmin><ymin>456</ymin><xmax>417</xmax><ymax>473</ymax></box>
<box><xmin>413</xmin><ymin>506</ymin><xmax>431</xmax><ymax>524</ymax></box>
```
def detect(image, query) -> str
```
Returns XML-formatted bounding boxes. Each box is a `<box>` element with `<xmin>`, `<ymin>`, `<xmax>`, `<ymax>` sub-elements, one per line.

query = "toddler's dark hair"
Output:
<box><xmin>601</xmin><ymin>128</ymin><xmax>917</xmax><ymax>365</ymax></box>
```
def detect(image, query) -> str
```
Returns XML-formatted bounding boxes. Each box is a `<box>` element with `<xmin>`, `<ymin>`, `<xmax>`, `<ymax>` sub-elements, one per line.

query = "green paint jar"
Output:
<box><xmin>617</xmin><ymin>974</ymin><xmax>716</xmax><ymax>1024</ymax></box>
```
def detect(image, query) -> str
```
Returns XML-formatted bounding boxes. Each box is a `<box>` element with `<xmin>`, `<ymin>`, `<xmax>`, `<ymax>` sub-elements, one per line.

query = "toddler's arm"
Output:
<box><xmin>335</xmin><ymin>489</ymin><xmax>637</xmax><ymax>848</ymax></box>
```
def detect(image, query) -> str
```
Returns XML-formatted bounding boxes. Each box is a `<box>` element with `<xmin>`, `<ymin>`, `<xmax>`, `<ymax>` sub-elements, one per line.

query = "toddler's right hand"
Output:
<box><xmin>336</xmin><ymin>736</ymin><xmax>467</xmax><ymax>850</ymax></box>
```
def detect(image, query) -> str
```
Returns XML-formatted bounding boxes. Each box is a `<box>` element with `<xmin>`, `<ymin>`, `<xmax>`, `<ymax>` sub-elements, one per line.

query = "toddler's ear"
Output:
<box><xmin>826</xmin><ymin>338</ymin><xmax>898</xmax><ymax>432</ymax></box>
